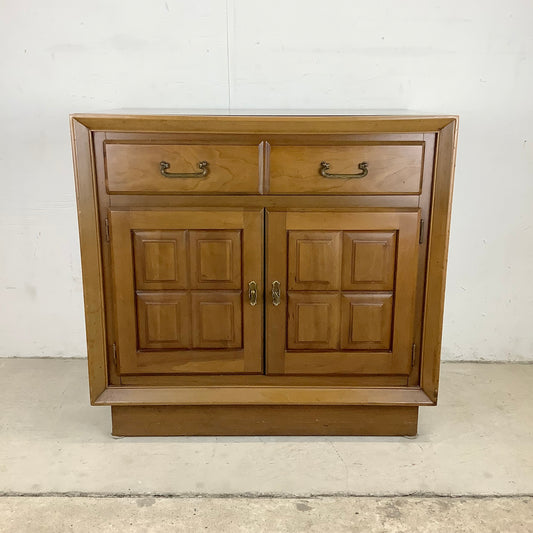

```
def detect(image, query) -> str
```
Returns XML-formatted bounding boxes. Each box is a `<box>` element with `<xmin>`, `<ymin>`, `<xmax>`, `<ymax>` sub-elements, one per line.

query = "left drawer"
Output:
<box><xmin>105</xmin><ymin>143</ymin><xmax>262</xmax><ymax>194</ymax></box>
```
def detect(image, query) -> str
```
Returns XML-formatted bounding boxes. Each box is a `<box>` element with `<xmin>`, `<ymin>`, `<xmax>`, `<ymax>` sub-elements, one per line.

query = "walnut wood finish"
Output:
<box><xmin>341</xmin><ymin>293</ymin><xmax>393</xmax><ymax>350</ymax></box>
<box><xmin>105</xmin><ymin>142</ymin><xmax>263</xmax><ymax>194</ymax></box>
<box><xmin>70</xmin><ymin>119</ymin><xmax>107</xmax><ymax>402</ymax></box>
<box><xmin>97</xmin><ymin>384</ymin><xmax>433</xmax><ymax>406</ymax></box>
<box><xmin>288</xmin><ymin>230</ymin><xmax>342</xmax><ymax>291</ymax></box>
<box><xmin>112</xmin><ymin>405</ymin><xmax>418</xmax><ymax>437</ymax></box>
<box><xmin>137</xmin><ymin>292</ymin><xmax>191</xmax><ymax>350</ymax></box>
<box><xmin>133</xmin><ymin>230</ymin><xmax>188</xmax><ymax>290</ymax></box>
<box><xmin>421</xmin><ymin>121</ymin><xmax>458</xmax><ymax>401</ymax></box>
<box><xmin>266</xmin><ymin>210</ymin><xmax>419</xmax><ymax>375</ymax></box>
<box><xmin>72</xmin><ymin>114</ymin><xmax>457</xmax><ymax>134</ymax></box>
<box><xmin>120</xmin><ymin>375</ymin><xmax>409</xmax><ymax>387</ymax></box>
<box><xmin>341</xmin><ymin>231</ymin><xmax>396</xmax><ymax>290</ymax></box>
<box><xmin>109</xmin><ymin>208</ymin><xmax>263</xmax><ymax>374</ymax></box>
<box><xmin>70</xmin><ymin>113</ymin><xmax>457</xmax><ymax>436</ymax></box>
<box><xmin>287</xmin><ymin>292</ymin><xmax>341</xmax><ymax>350</ymax></box>
<box><xmin>269</xmin><ymin>144</ymin><xmax>423</xmax><ymax>194</ymax></box>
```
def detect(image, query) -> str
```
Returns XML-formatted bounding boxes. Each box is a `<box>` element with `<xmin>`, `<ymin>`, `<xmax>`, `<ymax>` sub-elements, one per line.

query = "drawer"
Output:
<box><xmin>268</xmin><ymin>144</ymin><xmax>423</xmax><ymax>194</ymax></box>
<box><xmin>105</xmin><ymin>143</ymin><xmax>262</xmax><ymax>194</ymax></box>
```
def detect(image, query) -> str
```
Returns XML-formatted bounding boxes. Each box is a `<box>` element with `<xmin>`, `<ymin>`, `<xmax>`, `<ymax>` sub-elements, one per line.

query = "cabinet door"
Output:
<box><xmin>266</xmin><ymin>210</ymin><xmax>420</xmax><ymax>375</ymax></box>
<box><xmin>109</xmin><ymin>209</ymin><xmax>263</xmax><ymax>374</ymax></box>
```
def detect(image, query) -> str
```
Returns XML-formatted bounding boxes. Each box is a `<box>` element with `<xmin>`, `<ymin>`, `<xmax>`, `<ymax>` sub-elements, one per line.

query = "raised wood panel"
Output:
<box><xmin>288</xmin><ymin>231</ymin><xmax>341</xmax><ymax>290</ymax></box>
<box><xmin>191</xmin><ymin>292</ymin><xmax>242</xmax><ymax>349</ymax></box>
<box><xmin>109</xmin><ymin>208</ymin><xmax>262</xmax><ymax>374</ymax></box>
<box><xmin>269</xmin><ymin>144</ymin><xmax>423</xmax><ymax>194</ymax></box>
<box><xmin>341</xmin><ymin>293</ymin><xmax>393</xmax><ymax>350</ymax></box>
<box><xmin>105</xmin><ymin>143</ymin><xmax>261</xmax><ymax>194</ymax></box>
<box><xmin>189</xmin><ymin>230</ymin><xmax>241</xmax><ymax>289</ymax></box>
<box><xmin>133</xmin><ymin>231</ymin><xmax>188</xmax><ymax>290</ymax></box>
<box><xmin>267</xmin><ymin>209</ymin><xmax>420</xmax><ymax>375</ymax></box>
<box><xmin>287</xmin><ymin>292</ymin><xmax>341</xmax><ymax>350</ymax></box>
<box><xmin>341</xmin><ymin>231</ymin><xmax>396</xmax><ymax>291</ymax></box>
<box><xmin>137</xmin><ymin>292</ymin><xmax>191</xmax><ymax>349</ymax></box>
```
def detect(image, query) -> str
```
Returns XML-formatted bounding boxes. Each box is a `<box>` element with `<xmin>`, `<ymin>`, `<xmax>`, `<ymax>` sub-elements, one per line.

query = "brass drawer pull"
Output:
<box><xmin>248</xmin><ymin>281</ymin><xmax>258</xmax><ymax>306</ymax></box>
<box><xmin>160</xmin><ymin>160</ymin><xmax>209</xmax><ymax>178</ymax></box>
<box><xmin>319</xmin><ymin>161</ymin><xmax>368</xmax><ymax>179</ymax></box>
<box><xmin>271</xmin><ymin>280</ymin><xmax>281</xmax><ymax>306</ymax></box>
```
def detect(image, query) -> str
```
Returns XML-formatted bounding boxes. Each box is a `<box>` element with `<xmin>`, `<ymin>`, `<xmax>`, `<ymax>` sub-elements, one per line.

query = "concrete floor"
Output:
<box><xmin>0</xmin><ymin>359</ymin><xmax>532</xmax><ymax>496</ymax></box>
<box><xmin>1</xmin><ymin>496</ymin><xmax>532</xmax><ymax>532</ymax></box>
<box><xmin>0</xmin><ymin>359</ymin><xmax>532</xmax><ymax>530</ymax></box>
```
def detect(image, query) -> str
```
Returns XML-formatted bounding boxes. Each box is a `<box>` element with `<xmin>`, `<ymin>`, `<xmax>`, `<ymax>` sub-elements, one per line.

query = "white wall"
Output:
<box><xmin>1</xmin><ymin>0</ymin><xmax>532</xmax><ymax>360</ymax></box>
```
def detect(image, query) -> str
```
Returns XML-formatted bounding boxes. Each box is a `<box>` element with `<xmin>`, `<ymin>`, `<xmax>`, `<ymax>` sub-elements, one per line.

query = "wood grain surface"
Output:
<box><xmin>269</xmin><ymin>144</ymin><xmax>423</xmax><ymax>194</ymax></box>
<box><xmin>105</xmin><ymin>143</ymin><xmax>262</xmax><ymax>194</ymax></box>
<box><xmin>70</xmin><ymin>114</ymin><xmax>457</xmax><ymax>436</ymax></box>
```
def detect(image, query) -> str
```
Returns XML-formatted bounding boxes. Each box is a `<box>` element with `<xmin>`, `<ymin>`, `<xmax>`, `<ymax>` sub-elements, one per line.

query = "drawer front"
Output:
<box><xmin>105</xmin><ymin>143</ymin><xmax>262</xmax><ymax>194</ymax></box>
<box><xmin>269</xmin><ymin>144</ymin><xmax>423</xmax><ymax>194</ymax></box>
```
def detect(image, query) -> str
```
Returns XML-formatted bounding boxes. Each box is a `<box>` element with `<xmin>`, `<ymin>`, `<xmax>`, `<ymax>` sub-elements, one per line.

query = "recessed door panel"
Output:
<box><xmin>266</xmin><ymin>210</ymin><xmax>419</xmax><ymax>375</ymax></box>
<box><xmin>110</xmin><ymin>209</ymin><xmax>263</xmax><ymax>374</ymax></box>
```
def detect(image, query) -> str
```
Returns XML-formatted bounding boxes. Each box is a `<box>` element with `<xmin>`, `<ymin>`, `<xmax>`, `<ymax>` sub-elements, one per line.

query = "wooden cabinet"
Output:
<box><xmin>71</xmin><ymin>114</ymin><xmax>458</xmax><ymax>436</ymax></box>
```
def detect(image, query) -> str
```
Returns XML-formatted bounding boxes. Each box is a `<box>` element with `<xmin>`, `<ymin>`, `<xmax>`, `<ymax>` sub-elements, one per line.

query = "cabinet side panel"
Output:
<box><xmin>421</xmin><ymin>120</ymin><xmax>458</xmax><ymax>402</ymax></box>
<box><xmin>70</xmin><ymin>118</ymin><xmax>107</xmax><ymax>402</ymax></box>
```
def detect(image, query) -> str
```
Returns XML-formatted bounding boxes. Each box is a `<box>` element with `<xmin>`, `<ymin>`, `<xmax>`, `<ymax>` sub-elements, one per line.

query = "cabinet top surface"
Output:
<box><xmin>71</xmin><ymin>111</ymin><xmax>458</xmax><ymax>134</ymax></box>
<box><xmin>73</xmin><ymin>108</ymin><xmax>456</xmax><ymax>116</ymax></box>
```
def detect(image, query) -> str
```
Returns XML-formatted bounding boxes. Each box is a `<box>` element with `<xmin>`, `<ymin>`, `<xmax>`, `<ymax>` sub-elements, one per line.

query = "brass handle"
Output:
<box><xmin>248</xmin><ymin>281</ymin><xmax>258</xmax><ymax>306</ymax></box>
<box><xmin>319</xmin><ymin>161</ymin><xmax>368</xmax><ymax>179</ymax></box>
<box><xmin>271</xmin><ymin>281</ymin><xmax>281</xmax><ymax>306</ymax></box>
<box><xmin>160</xmin><ymin>160</ymin><xmax>209</xmax><ymax>178</ymax></box>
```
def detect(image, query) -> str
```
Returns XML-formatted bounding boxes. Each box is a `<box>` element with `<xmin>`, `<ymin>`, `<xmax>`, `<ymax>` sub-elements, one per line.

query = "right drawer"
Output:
<box><xmin>268</xmin><ymin>144</ymin><xmax>423</xmax><ymax>195</ymax></box>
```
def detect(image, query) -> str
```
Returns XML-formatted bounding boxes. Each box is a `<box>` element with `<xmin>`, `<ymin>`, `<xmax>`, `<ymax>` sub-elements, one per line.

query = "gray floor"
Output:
<box><xmin>1</xmin><ymin>496</ymin><xmax>531</xmax><ymax>532</ymax></box>
<box><xmin>0</xmin><ymin>359</ymin><xmax>532</xmax><ymax>531</ymax></box>
<box><xmin>0</xmin><ymin>359</ymin><xmax>531</xmax><ymax>496</ymax></box>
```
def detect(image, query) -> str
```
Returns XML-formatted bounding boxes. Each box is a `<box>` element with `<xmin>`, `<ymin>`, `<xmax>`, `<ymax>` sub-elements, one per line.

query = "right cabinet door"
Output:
<box><xmin>266</xmin><ymin>209</ymin><xmax>420</xmax><ymax>375</ymax></box>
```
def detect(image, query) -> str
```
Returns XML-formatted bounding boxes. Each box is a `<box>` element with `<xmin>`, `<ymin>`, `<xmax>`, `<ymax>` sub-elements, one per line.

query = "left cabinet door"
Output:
<box><xmin>109</xmin><ymin>208</ymin><xmax>263</xmax><ymax>374</ymax></box>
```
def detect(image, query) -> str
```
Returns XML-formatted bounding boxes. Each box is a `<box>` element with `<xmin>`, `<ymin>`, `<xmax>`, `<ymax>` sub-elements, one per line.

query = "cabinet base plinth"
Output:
<box><xmin>111</xmin><ymin>405</ymin><xmax>418</xmax><ymax>436</ymax></box>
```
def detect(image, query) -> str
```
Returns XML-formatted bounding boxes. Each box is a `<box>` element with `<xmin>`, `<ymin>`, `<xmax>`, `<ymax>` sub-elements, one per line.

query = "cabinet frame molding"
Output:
<box><xmin>420</xmin><ymin>121</ymin><xmax>458</xmax><ymax>402</ymax></box>
<box><xmin>70</xmin><ymin>114</ymin><xmax>458</xmax><ymax>415</ymax></box>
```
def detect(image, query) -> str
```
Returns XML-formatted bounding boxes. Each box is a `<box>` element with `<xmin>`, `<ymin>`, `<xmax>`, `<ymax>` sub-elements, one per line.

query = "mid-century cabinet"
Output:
<box><xmin>70</xmin><ymin>114</ymin><xmax>458</xmax><ymax>436</ymax></box>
